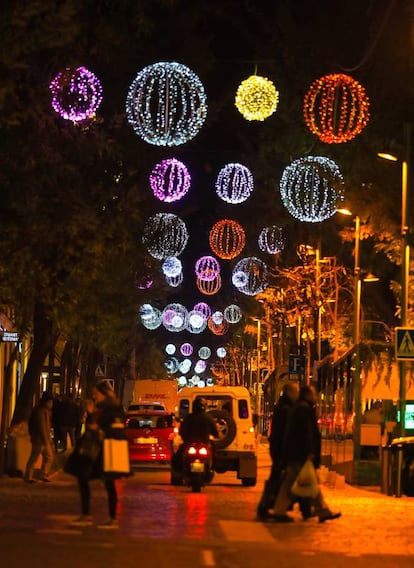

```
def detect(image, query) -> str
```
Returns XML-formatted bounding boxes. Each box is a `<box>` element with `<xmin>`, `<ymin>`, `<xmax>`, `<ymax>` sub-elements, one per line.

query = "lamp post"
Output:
<box><xmin>378</xmin><ymin>123</ymin><xmax>411</xmax><ymax>437</ymax></box>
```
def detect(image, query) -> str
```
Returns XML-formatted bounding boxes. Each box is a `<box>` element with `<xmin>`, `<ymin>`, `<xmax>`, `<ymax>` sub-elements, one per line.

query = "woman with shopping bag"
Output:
<box><xmin>68</xmin><ymin>380</ymin><xmax>129</xmax><ymax>529</ymax></box>
<box><xmin>271</xmin><ymin>385</ymin><xmax>341</xmax><ymax>523</ymax></box>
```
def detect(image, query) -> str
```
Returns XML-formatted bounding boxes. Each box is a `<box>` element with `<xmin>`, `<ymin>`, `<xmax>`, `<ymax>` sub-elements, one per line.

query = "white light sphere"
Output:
<box><xmin>232</xmin><ymin>256</ymin><xmax>268</xmax><ymax>296</ymax></box>
<box><xmin>217</xmin><ymin>347</ymin><xmax>227</xmax><ymax>358</ymax></box>
<box><xmin>224</xmin><ymin>304</ymin><xmax>242</xmax><ymax>324</ymax></box>
<box><xmin>280</xmin><ymin>156</ymin><xmax>344</xmax><ymax>223</ymax></box>
<box><xmin>162</xmin><ymin>256</ymin><xmax>182</xmax><ymax>278</ymax></box>
<box><xmin>165</xmin><ymin>343</ymin><xmax>176</xmax><ymax>355</ymax></box>
<box><xmin>258</xmin><ymin>226</ymin><xmax>285</xmax><ymax>254</ymax></box>
<box><xmin>215</xmin><ymin>163</ymin><xmax>254</xmax><ymax>204</ymax></box>
<box><xmin>142</xmin><ymin>213</ymin><xmax>188</xmax><ymax>260</ymax></box>
<box><xmin>198</xmin><ymin>346</ymin><xmax>211</xmax><ymax>360</ymax></box>
<box><xmin>126</xmin><ymin>61</ymin><xmax>207</xmax><ymax>146</ymax></box>
<box><xmin>179</xmin><ymin>359</ymin><xmax>192</xmax><ymax>374</ymax></box>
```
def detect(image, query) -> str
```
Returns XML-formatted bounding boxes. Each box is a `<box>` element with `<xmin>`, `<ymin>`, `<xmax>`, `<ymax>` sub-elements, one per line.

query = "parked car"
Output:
<box><xmin>125</xmin><ymin>410</ymin><xmax>174</xmax><ymax>464</ymax></box>
<box><xmin>127</xmin><ymin>401</ymin><xmax>167</xmax><ymax>412</ymax></box>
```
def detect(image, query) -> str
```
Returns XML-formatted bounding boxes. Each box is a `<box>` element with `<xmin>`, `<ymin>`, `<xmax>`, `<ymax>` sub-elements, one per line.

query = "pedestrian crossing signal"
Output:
<box><xmin>395</xmin><ymin>327</ymin><xmax>414</xmax><ymax>360</ymax></box>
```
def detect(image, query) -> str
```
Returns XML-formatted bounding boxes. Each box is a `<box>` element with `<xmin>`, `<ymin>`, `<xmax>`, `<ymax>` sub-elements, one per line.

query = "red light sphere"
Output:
<box><xmin>209</xmin><ymin>219</ymin><xmax>245</xmax><ymax>260</ymax></box>
<box><xmin>303</xmin><ymin>73</ymin><xmax>370</xmax><ymax>144</ymax></box>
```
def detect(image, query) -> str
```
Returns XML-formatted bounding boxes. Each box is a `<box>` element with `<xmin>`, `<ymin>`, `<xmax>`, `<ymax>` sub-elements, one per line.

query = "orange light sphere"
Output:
<box><xmin>209</xmin><ymin>219</ymin><xmax>246</xmax><ymax>260</ymax></box>
<box><xmin>303</xmin><ymin>73</ymin><xmax>370</xmax><ymax>144</ymax></box>
<box><xmin>207</xmin><ymin>317</ymin><xmax>229</xmax><ymax>336</ymax></box>
<box><xmin>196</xmin><ymin>274</ymin><xmax>222</xmax><ymax>295</ymax></box>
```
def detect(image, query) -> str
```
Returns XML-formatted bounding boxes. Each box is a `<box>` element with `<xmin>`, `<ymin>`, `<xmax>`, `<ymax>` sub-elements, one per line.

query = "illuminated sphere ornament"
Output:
<box><xmin>186</xmin><ymin>310</ymin><xmax>207</xmax><ymax>334</ymax></box>
<box><xmin>194</xmin><ymin>360</ymin><xmax>207</xmax><ymax>374</ymax></box>
<box><xmin>150</xmin><ymin>158</ymin><xmax>191</xmax><ymax>203</ymax></box>
<box><xmin>50</xmin><ymin>66</ymin><xmax>103</xmax><ymax>122</ymax></box>
<box><xmin>180</xmin><ymin>343</ymin><xmax>193</xmax><ymax>357</ymax></box>
<box><xmin>126</xmin><ymin>61</ymin><xmax>207</xmax><ymax>146</ymax></box>
<box><xmin>208</xmin><ymin>317</ymin><xmax>229</xmax><ymax>336</ymax></box>
<box><xmin>198</xmin><ymin>346</ymin><xmax>211</xmax><ymax>360</ymax></box>
<box><xmin>195</xmin><ymin>255</ymin><xmax>220</xmax><ymax>282</ymax></box>
<box><xmin>217</xmin><ymin>347</ymin><xmax>227</xmax><ymax>358</ymax></box>
<box><xmin>280</xmin><ymin>156</ymin><xmax>344</xmax><ymax>223</ymax></box>
<box><xmin>162</xmin><ymin>257</ymin><xmax>182</xmax><ymax>278</ymax></box>
<box><xmin>211</xmin><ymin>311</ymin><xmax>224</xmax><ymax>325</ymax></box>
<box><xmin>165</xmin><ymin>344</ymin><xmax>176</xmax><ymax>355</ymax></box>
<box><xmin>303</xmin><ymin>73</ymin><xmax>370</xmax><ymax>144</ymax></box>
<box><xmin>235</xmin><ymin>75</ymin><xmax>279</xmax><ymax>121</ymax></box>
<box><xmin>165</xmin><ymin>272</ymin><xmax>183</xmax><ymax>288</ymax></box>
<box><xmin>193</xmin><ymin>302</ymin><xmax>212</xmax><ymax>319</ymax></box>
<box><xmin>224</xmin><ymin>304</ymin><xmax>242</xmax><ymax>324</ymax></box>
<box><xmin>196</xmin><ymin>274</ymin><xmax>222</xmax><ymax>296</ymax></box>
<box><xmin>139</xmin><ymin>304</ymin><xmax>162</xmax><ymax>330</ymax></box>
<box><xmin>179</xmin><ymin>359</ymin><xmax>192</xmax><ymax>374</ymax></box>
<box><xmin>165</xmin><ymin>357</ymin><xmax>179</xmax><ymax>374</ymax></box>
<box><xmin>216</xmin><ymin>163</ymin><xmax>254</xmax><ymax>204</ymax></box>
<box><xmin>143</xmin><ymin>213</ymin><xmax>188</xmax><ymax>259</ymax></box>
<box><xmin>258</xmin><ymin>226</ymin><xmax>285</xmax><ymax>254</ymax></box>
<box><xmin>232</xmin><ymin>256</ymin><xmax>268</xmax><ymax>296</ymax></box>
<box><xmin>162</xmin><ymin>303</ymin><xmax>188</xmax><ymax>332</ymax></box>
<box><xmin>209</xmin><ymin>219</ymin><xmax>245</xmax><ymax>259</ymax></box>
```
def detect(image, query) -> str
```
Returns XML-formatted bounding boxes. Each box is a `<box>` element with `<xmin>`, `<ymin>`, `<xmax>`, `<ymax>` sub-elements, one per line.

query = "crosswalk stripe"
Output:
<box><xmin>219</xmin><ymin>520</ymin><xmax>274</xmax><ymax>543</ymax></box>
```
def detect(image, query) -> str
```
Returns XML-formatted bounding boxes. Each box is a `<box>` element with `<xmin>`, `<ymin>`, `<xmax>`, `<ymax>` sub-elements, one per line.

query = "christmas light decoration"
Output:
<box><xmin>280</xmin><ymin>156</ymin><xmax>344</xmax><ymax>223</ymax></box>
<box><xmin>126</xmin><ymin>61</ymin><xmax>207</xmax><ymax>146</ymax></box>
<box><xmin>50</xmin><ymin>66</ymin><xmax>103</xmax><ymax>122</ymax></box>
<box><xmin>193</xmin><ymin>302</ymin><xmax>212</xmax><ymax>319</ymax></box>
<box><xmin>258</xmin><ymin>225</ymin><xmax>285</xmax><ymax>254</ymax></box>
<box><xmin>194</xmin><ymin>360</ymin><xmax>207</xmax><ymax>374</ymax></box>
<box><xmin>209</xmin><ymin>219</ymin><xmax>245</xmax><ymax>259</ymax></box>
<box><xmin>224</xmin><ymin>304</ymin><xmax>242</xmax><ymax>324</ymax></box>
<box><xmin>139</xmin><ymin>304</ymin><xmax>162</xmax><ymax>330</ymax></box>
<box><xmin>303</xmin><ymin>73</ymin><xmax>370</xmax><ymax>144</ymax></box>
<box><xmin>195</xmin><ymin>255</ymin><xmax>220</xmax><ymax>281</ymax></box>
<box><xmin>162</xmin><ymin>256</ymin><xmax>182</xmax><ymax>278</ymax></box>
<box><xmin>135</xmin><ymin>274</ymin><xmax>153</xmax><ymax>289</ymax></box>
<box><xmin>165</xmin><ymin>272</ymin><xmax>183</xmax><ymax>288</ymax></box>
<box><xmin>165</xmin><ymin>344</ymin><xmax>176</xmax><ymax>355</ymax></box>
<box><xmin>142</xmin><ymin>213</ymin><xmax>188</xmax><ymax>259</ymax></box>
<box><xmin>211</xmin><ymin>311</ymin><xmax>224</xmax><ymax>324</ymax></box>
<box><xmin>186</xmin><ymin>310</ymin><xmax>207</xmax><ymax>334</ymax></box>
<box><xmin>235</xmin><ymin>74</ymin><xmax>279</xmax><ymax>121</ymax></box>
<box><xmin>215</xmin><ymin>163</ymin><xmax>254</xmax><ymax>204</ymax></box>
<box><xmin>179</xmin><ymin>359</ymin><xmax>192</xmax><ymax>374</ymax></box>
<box><xmin>196</xmin><ymin>274</ymin><xmax>222</xmax><ymax>295</ymax></box>
<box><xmin>180</xmin><ymin>343</ymin><xmax>193</xmax><ymax>356</ymax></box>
<box><xmin>208</xmin><ymin>317</ymin><xmax>229</xmax><ymax>336</ymax></box>
<box><xmin>165</xmin><ymin>357</ymin><xmax>179</xmax><ymax>373</ymax></box>
<box><xmin>178</xmin><ymin>376</ymin><xmax>188</xmax><ymax>386</ymax></box>
<box><xmin>232</xmin><ymin>256</ymin><xmax>268</xmax><ymax>296</ymax></box>
<box><xmin>198</xmin><ymin>346</ymin><xmax>211</xmax><ymax>360</ymax></box>
<box><xmin>217</xmin><ymin>347</ymin><xmax>227</xmax><ymax>358</ymax></box>
<box><xmin>150</xmin><ymin>158</ymin><xmax>191</xmax><ymax>203</ymax></box>
<box><xmin>162</xmin><ymin>303</ymin><xmax>188</xmax><ymax>332</ymax></box>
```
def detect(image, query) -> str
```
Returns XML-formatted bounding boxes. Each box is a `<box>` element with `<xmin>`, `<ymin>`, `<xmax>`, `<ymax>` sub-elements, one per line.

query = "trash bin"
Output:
<box><xmin>390</xmin><ymin>436</ymin><xmax>414</xmax><ymax>497</ymax></box>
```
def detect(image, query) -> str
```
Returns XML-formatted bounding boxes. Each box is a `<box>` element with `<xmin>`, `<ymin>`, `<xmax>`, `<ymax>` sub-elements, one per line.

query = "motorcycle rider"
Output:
<box><xmin>171</xmin><ymin>397</ymin><xmax>218</xmax><ymax>477</ymax></box>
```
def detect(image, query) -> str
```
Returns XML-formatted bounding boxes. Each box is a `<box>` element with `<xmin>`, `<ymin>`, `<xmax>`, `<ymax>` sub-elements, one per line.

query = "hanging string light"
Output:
<box><xmin>209</xmin><ymin>219</ymin><xmax>245</xmax><ymax>259</ymax></box>
<box><xmin>180</xmin><ymin>343</ymin><xmax>193</xmax><ymax>356</ymax></box>
<box><xmin>194</xmin><ymin>360</ymin><xmax>207</xmax><ymax>374</ymax></box>
<box><xmin>211</xmin><ymin>311</ymin><xmax>224</xmax><ymax>324</ymax></box>
<box><xmin>198</xmin><ymin>346</ymin><xmax>211</xmax><ymax>360</ymax></box>
<box><xmin>126</xmin><ymin>61</ymin><xmax>207</xmax><ymax>146</ymax></box>
<box><xmin>235</xmin><ymin>74</ymin><xmax>279</xmax><ymax>121</ymax></box>
<box><xmin>258</xmin><ymin>225</ymin><xmax>285</xmax><ymax>254</ymax></box>
<box><xmin>195</xmin><ymin>255</ymin><xmax>220</xmax><ymax>281</ymax></box>
<box><xmin>139</xmin><ymin>304</ymin><xmax>162</xmax><ymax>330</ymax></box>
<box><xmin>142</xmin><ymin>213</ymin><xmax>188</xmax><ymax>259</ymax></box>
<box><xmin>193</xmin><ymin>302</ymin><xmax>212</xmax><ymax>319</ymax></box>
<box><xmin>162</xmin><ymin>256</ymin><xmax>183</xmax><ymax>278</ymax></box>
<box><xmin>215</xmin><ymin>163</ymin><xmax>254</xmax><ymax>204</ymax></box>
<box><xmin>216</xmin><ymin>347</ymin><xmax>227</xmax><ymax>358</ymax></box>
<box><xmin>303</xmin><ymin>73</ymin><xmax>370</xmax><ymax>144</ymax></box>
<box><xmin>186</xmin><ymin>310</ymin><xmax>208</xmax><ymax>334</ymax></box>
<box><xmin>196</xmin><ymin>274</ymin><xmax>222</xmax><ymax>295</ymax></box>
<box><xmin>165</xmin><ymin>344</ymin><xmax>176</xmax><ymax>355</ymax></box>
<box><xmin>162</xmin><ymin>303</ymin><xmax>188</xmax><ymax>332</ymax></box>
<box><xmin>50</xmin><ymin>66</ymin><xmax>103</xmax><ymax>122</ymax></box>
<box><xmin>232</xmin><ymin>256</ymin><xmax>268</xmax><ymax>296</ymax></box>
<box><xmin>280</xmin><ymin>156</ymin><xmax>344</xmax><ymax>223</ymax></box>
<box><xmin>149</xmin><ymin>158</ymin><xmax>191</xmax><ymax>203</ymax></box>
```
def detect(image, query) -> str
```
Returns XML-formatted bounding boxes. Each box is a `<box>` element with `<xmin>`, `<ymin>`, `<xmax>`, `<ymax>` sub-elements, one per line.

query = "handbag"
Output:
<box><xmin>291</xmin><ymin>459</ymin><xmax>319</xmax><ymax>499</ymax></box>
<box><xmin>63</xmin><ymin>430</ymin><xmax>101</xmax><ymax>478</ymax></box>
<box><xmin>77</xmin><ymin>430</ymin><xmax>102</xmax><ymax>461</ymax></box>
<box><xmin>103</xmin><ymin>438</ymin><xmax>131</xmax><ymax>477</ymax></box>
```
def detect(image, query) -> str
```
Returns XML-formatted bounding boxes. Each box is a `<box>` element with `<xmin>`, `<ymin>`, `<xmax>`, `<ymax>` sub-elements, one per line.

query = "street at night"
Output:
<box><xmin>0</xmin><ymin>444</ymin><xmax>413</xmax><ymax>568</ymax></box>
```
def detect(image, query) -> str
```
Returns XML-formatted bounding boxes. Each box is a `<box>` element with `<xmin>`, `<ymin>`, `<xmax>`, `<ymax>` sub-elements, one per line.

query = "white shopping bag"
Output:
<box><xmin>103</xmin><ymin>438</ymin><xmax>130</xmax><ymax>476</ymax></box>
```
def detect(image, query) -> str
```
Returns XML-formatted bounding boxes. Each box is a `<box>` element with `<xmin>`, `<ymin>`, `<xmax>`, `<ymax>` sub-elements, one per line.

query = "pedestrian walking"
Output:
<box><xmin>24</xmin><ymin>392</ymin><xmax>55</xmax><ymax>483</ymax></box>
<box><xmin>60</xmin><ymin>393</ymin><xmax>82</xmax><ymax>451</ymax></box>
<box><xmin>271</xmin><ymin>385</ymin><xmax>341</xmax><ymax>523</ymax></box>
<box><xmin>69</xmin><ymin>380</ymin><xmax>127</xmax><ymax>529</ymax></box>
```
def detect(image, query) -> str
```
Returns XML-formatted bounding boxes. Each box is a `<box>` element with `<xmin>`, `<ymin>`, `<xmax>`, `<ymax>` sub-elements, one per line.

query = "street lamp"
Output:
<box><xmin>378</xmin><ymin>123</ymin><xmax>411</xmax><ymax>436</ymax></box>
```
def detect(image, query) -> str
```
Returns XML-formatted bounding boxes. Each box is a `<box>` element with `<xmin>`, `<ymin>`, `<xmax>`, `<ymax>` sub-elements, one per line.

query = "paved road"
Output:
<box><xmin>0</xmin><ymin>445</ymin><xmax>413</xmax><ymax>568</ymax></box>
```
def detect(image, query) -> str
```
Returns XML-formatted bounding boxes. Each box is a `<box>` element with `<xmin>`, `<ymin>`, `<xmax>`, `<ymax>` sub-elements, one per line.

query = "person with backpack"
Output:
<box><xmin>24</xmin><ymin>392</ymin><xmax>55</xmax><ymax>483</ymax></box>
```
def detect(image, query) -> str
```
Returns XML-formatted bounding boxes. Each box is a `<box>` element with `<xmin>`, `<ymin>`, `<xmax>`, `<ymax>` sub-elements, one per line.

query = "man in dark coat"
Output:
<box><xmin>179</xmin><ymin>397</ymin><xmax>218</xmax><ymax>444</ymax></box>
<box><xmin>272</xmin><ymin>385</ymin><xmax>341</xmax><ymax>523</ymax></box>
<box><xmin>24</xmin><ymin>393</ymin><xmax>54</xmax><ymax>483</ymax></box>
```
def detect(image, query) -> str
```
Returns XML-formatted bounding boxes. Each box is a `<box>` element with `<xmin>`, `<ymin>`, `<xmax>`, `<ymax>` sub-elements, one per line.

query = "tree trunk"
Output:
<box><xmin>11</xmin><ymin>302</ymin><xmax>55</xmax><ymax>425</ymax></box>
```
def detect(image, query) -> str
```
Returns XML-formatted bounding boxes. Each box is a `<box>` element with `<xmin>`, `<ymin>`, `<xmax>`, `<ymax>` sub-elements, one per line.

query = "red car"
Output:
<box><xmin>125</xmin><ymin>411</ymin><xmax>174</xmax><ymax>464</ymax></box>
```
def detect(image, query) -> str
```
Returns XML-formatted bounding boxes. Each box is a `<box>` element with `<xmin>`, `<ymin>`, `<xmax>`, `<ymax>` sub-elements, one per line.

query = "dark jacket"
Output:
<box><xmin>280</xmin><ymin>398</ymin><xmax>322</xmax><ymax>468</ymax></box>
<box><xmin>28</xmin><ymin>403</ymin><xmax>52</xmax><ymax>445</ymax></box>
<box><xmin>179</xmin><ymin>411</ymin><xmax>219</xmax><ymax>445</ymax></box>
<box><xmin>94</xmin><ymin>399</ymin><xmax>126</xmax><ymax>440</ymax></box>
<box><xmin>268</xmin><ymin>394</ymin><xmax>295</xmax><ymax>463</ymax></box>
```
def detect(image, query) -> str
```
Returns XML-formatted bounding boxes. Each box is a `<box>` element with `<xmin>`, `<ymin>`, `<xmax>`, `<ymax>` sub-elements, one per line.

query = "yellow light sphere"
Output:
<box><xmin>235</xmin><ymin>75</ymin><xmax>279</xmax><ymax>121</ymax></box>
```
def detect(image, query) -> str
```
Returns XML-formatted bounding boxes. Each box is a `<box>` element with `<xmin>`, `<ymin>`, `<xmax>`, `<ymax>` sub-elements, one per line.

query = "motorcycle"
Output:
<box><xmin>182</xmin><ymin>442</ymin><xmax>214</xmax><ymax>492</ymax></box>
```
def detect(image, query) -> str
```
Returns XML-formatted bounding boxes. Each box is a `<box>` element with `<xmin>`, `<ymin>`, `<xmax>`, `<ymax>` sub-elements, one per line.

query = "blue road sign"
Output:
<box><xmin>395</xmin><ymin>327</ymin><xmax>414</xmax><ymax>360</ymax></box>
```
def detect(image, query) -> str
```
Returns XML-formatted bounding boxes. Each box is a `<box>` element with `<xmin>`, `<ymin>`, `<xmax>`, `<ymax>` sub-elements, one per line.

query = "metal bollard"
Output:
<box><xmin>394</xmin><ymin>444</ymin><xmax>403</xmax><ymax>498</ymax></box>
<box><xmin>381</xmin><ymin>445</ymin><xmax>393</xmax><ymax>495</ymax></box>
